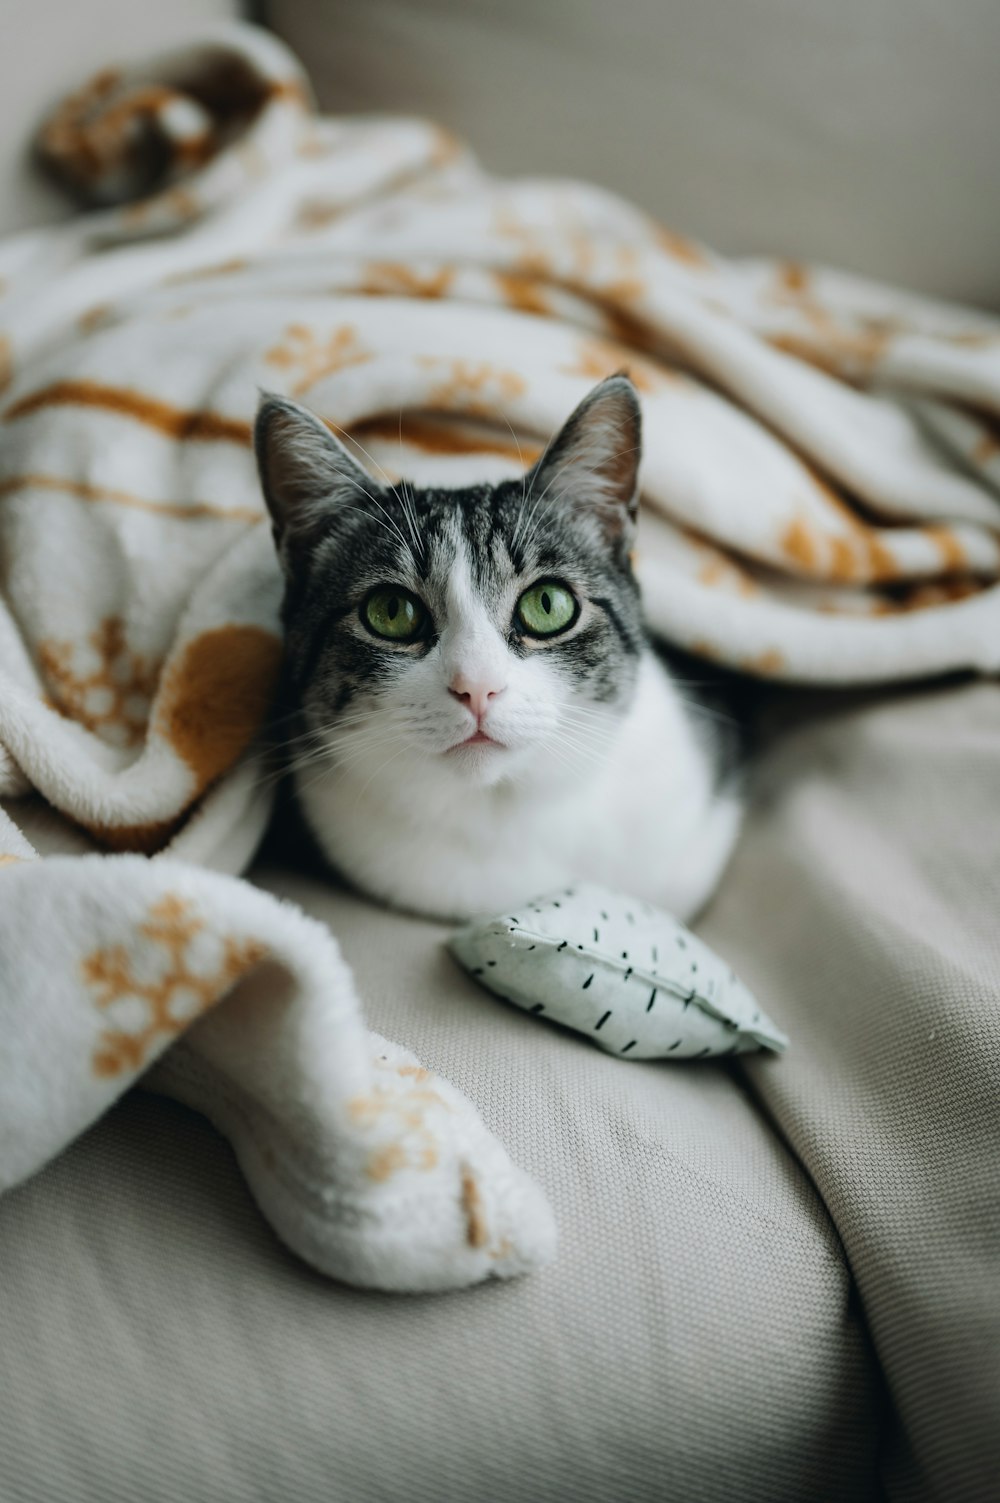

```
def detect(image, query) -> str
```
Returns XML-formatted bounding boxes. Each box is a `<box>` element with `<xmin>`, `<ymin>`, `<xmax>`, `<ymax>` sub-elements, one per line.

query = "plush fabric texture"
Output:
<box><xmin>1</xmin><ymin>19</ymin><xmax>998</xmax><ymax>1299</ymax></box>
<box><xmin>0</xmin><ymin>22</ymin><xmax>560</xmax><ymax>1293</ymax></box>
<box><xmin>449</xmin><ymin>882</ymin><xmax>788</xmax><ymax>1058</ymax></box>
<box><xmin>0</xmin><ymin>825</ymin><xmax>555</xmax><ymax>1291</ymax></box>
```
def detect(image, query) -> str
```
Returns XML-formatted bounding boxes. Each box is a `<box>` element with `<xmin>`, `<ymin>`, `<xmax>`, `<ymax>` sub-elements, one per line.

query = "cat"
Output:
<box><xmin>255</xmin><ymin>375</ymin><xmax>743</xmax><ymax>922</ymax></box>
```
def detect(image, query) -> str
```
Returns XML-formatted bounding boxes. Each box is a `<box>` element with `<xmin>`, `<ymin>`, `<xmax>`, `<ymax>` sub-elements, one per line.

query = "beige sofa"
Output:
<box><xmin>1</xmin><ymin>3</ymin><xmax>998</xmax><ymax>1501</ymax></box>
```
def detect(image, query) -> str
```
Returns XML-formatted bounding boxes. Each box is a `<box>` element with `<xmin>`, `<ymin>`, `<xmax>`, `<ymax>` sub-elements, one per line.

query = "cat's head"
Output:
<box><xmin>255</xmin><ymin>376</ymin><xmax>645</xmax><ymax>794</ymax></box>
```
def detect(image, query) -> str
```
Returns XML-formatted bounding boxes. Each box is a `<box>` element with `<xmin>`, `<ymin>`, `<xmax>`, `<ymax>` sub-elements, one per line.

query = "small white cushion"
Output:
<box><xmin>449</xmin><ymin>883</ymin><xmax>787</xmax><ymax>1061</ymax></box>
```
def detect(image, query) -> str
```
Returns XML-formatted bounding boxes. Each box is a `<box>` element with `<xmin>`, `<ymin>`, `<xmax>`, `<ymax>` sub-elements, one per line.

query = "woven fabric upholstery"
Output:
<box><xmin>2</xmin><ymin>687</ymin><xmax>996</xmax><ymax>1501</ymax></box>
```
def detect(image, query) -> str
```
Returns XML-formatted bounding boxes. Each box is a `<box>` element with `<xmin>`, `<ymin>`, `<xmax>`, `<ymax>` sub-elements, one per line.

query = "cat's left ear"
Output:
<box><xmin>527</xmin><ymin>375</ymin><xmax>642</xmax><ymax>547</ymax></box>
<box><xmin>254</xmin><ymin>392</ymin><xmax>378</xmax><ymax>562</ymax></box>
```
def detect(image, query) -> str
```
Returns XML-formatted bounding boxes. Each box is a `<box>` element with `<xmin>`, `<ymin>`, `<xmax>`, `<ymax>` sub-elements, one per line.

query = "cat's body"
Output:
<box><xmin>256</xmin><ymin>377</ymin><xmax>743</xmax><ymax>922</ymax></box>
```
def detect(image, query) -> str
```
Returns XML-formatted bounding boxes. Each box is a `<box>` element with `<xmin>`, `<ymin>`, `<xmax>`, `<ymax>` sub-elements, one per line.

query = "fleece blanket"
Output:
<box><xmin>1</xmin><ymin>22</ymin><xmax>998</xmax><ymax>1289</ymax></box>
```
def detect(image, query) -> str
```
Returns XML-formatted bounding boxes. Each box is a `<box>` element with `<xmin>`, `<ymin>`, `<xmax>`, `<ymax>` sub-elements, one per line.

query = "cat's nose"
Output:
<box><xmin>448</xmin><ymin>674</ymin><xmax>506</xmax><ymax>722</ymax></box>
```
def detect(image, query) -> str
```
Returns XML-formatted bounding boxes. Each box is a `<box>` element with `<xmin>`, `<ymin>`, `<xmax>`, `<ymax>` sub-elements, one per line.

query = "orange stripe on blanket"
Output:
<box><xmin>0</xmin><ymin>472</ymin><xmax>262</xmax><ymax>524</ymax></box>
<box><xmin>0</xmin><ymin>854</ymin><xmax>24</xmax><ymax>867</ymax></box>
<box><xmin>4</xmin><ymin>381</ymin><xmax>252</xmax><ymax>446</ymax></box>
<box><xmin>353</xmin><ymin>415</ymin><xmax>541</xmax><ymax>465</ymax></box>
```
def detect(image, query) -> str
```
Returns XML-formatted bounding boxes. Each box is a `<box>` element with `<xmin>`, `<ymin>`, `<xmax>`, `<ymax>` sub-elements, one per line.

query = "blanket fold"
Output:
<box><xmin>0</xmin><ymin>835</ymin><xmax>556</xmax><ymax>1291</ymax></box>
<box><xmin>1</xmin><ymin>20</ymin><xmax>997</xmax><ymax>1288</ymax></box>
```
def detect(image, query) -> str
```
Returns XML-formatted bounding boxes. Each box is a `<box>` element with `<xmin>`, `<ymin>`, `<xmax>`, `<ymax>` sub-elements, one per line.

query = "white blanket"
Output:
<box><xmin>0</xmin><ymin>21</ymin><xmax>997</xmax><ymax>1289</ymax></box>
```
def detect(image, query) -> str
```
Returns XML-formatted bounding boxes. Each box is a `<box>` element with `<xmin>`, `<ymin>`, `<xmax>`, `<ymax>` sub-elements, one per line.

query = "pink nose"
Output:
<box><xmin>448</xmin><ymin>674</ymin><xmax>506</xmax><ymax>722</ymax></box>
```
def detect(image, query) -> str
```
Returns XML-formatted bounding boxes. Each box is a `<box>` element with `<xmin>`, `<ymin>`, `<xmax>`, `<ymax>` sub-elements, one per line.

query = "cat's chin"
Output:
<box><xmin>441</xmin><ymin>738</ymin><xmax>517</xmax><ymax>789</ymax></box>
<box><xmin>438</xmin><ymin>741</ymin><xmax>590</xmax><ymax>797</ymax></box>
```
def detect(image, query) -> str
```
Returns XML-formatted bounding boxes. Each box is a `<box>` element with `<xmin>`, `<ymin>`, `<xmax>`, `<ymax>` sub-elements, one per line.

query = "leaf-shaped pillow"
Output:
<box><xmin>449</xmin><ymin>883</ymin><xmax>787</xmax><ymax>1060</ymax></box>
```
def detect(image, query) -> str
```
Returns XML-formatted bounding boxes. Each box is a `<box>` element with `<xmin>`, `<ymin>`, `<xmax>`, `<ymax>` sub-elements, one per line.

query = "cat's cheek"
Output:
<box><xmin>506</xmin><ymin>651</ymin><xmax>567</xmax><ymax>711</ymax></box>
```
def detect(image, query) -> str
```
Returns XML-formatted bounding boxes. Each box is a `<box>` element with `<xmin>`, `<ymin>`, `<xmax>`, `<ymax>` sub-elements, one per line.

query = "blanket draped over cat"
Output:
<box><xmin>0</xmin><ymin>22</ymin><xmax>997</xmax><ymax>1290</ymax></box>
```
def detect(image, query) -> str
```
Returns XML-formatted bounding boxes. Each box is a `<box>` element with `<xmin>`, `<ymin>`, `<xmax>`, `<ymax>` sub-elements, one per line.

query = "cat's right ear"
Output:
<box><xmin>254</xmin><ymin>393</ymin><xmax>375</xmax><ymax>564</ymax></box>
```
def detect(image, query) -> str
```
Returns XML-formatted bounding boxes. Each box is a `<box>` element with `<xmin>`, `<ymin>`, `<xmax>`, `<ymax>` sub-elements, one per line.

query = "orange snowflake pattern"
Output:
<box><xmin>560</xmin><ymin>335</ymin><xmax>679</xmax><ymax>394</ymax></box>
<box><xmin>358</xmin><ymin>261</ymin><xmax>455</xmax><ymax>300</ymax></box>
<box><xmin>38</xmin><ymin>616</ymin><xmax>160</xmax><ymax>748</ymax></box>
<box><xmin>493</xmin><ymin>204</ymin><xmax>649</xmax><ymax>309</ymax></box>
<box><xmin>349</xmin><ymin>1057</ymin><xmax>449</xmax><ymax>1181</ymax></box>
<box><xmin>264</xmin><ymin>322</ymin><xmax>373</xmax><ymax>396</ymax></box>
<box><xmin>763</xmin><ymin>262</ymin><xmax>898</xmax><ymax>381</ymax></box>
<box><xmin>84</xmin><ymin>893</ymin><xmax>267</xmax><ymax>1078</ymax></box>
<box><xmin>418</xmin><ymin>357</ymin><xmax>527</xmax><ymax>416</ymax></box>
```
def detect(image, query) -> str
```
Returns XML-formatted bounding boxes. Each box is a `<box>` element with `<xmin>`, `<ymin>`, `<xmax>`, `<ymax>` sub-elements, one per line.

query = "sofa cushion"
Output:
<box><xmin>0</xmin><ymin>838</ymin><xmax>881</xmax><ymax>1503</ymax></box>
<box><xmin>702</xmin><ymin>679</ymin><xmax>1000</xmax><ymax>1502</ymax></box>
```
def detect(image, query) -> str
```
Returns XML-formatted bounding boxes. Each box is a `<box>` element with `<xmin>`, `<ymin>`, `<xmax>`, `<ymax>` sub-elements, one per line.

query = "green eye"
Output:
<box><xmin>516</xmin><ymin>580</ymin><xmax>579</xmax><ymax>638</ymax></box>
<box><xmin>362</xmin><ymin>586</ymin><xmax>428</xmax><ymax>642</ymax></box>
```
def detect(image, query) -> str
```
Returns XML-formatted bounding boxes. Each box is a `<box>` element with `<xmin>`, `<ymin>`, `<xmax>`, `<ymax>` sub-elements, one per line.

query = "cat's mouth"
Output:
<box><xmin>446</xmin><ymin>730</ymin><xmax>506</xmax><ymax>752</ymax></box>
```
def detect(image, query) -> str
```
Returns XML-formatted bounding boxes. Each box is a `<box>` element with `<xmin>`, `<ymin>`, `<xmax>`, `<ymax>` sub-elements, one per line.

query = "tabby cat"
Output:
<box><xmin>255</xmin><ymin>376</ymin><xmax>742</xmax><ymax>921</ymax></box>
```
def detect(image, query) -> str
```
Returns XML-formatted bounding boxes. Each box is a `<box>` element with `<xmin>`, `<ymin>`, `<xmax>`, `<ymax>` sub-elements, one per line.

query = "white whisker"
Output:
<box><xmin>352</xmin><ymin>739</ymin><xmax>417</xmax><ymax>807</ymax></box>
<box><xmin>325</xmin><ymin>418</ymin><xmax>396</xmax><ymax>489</ymax></box>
